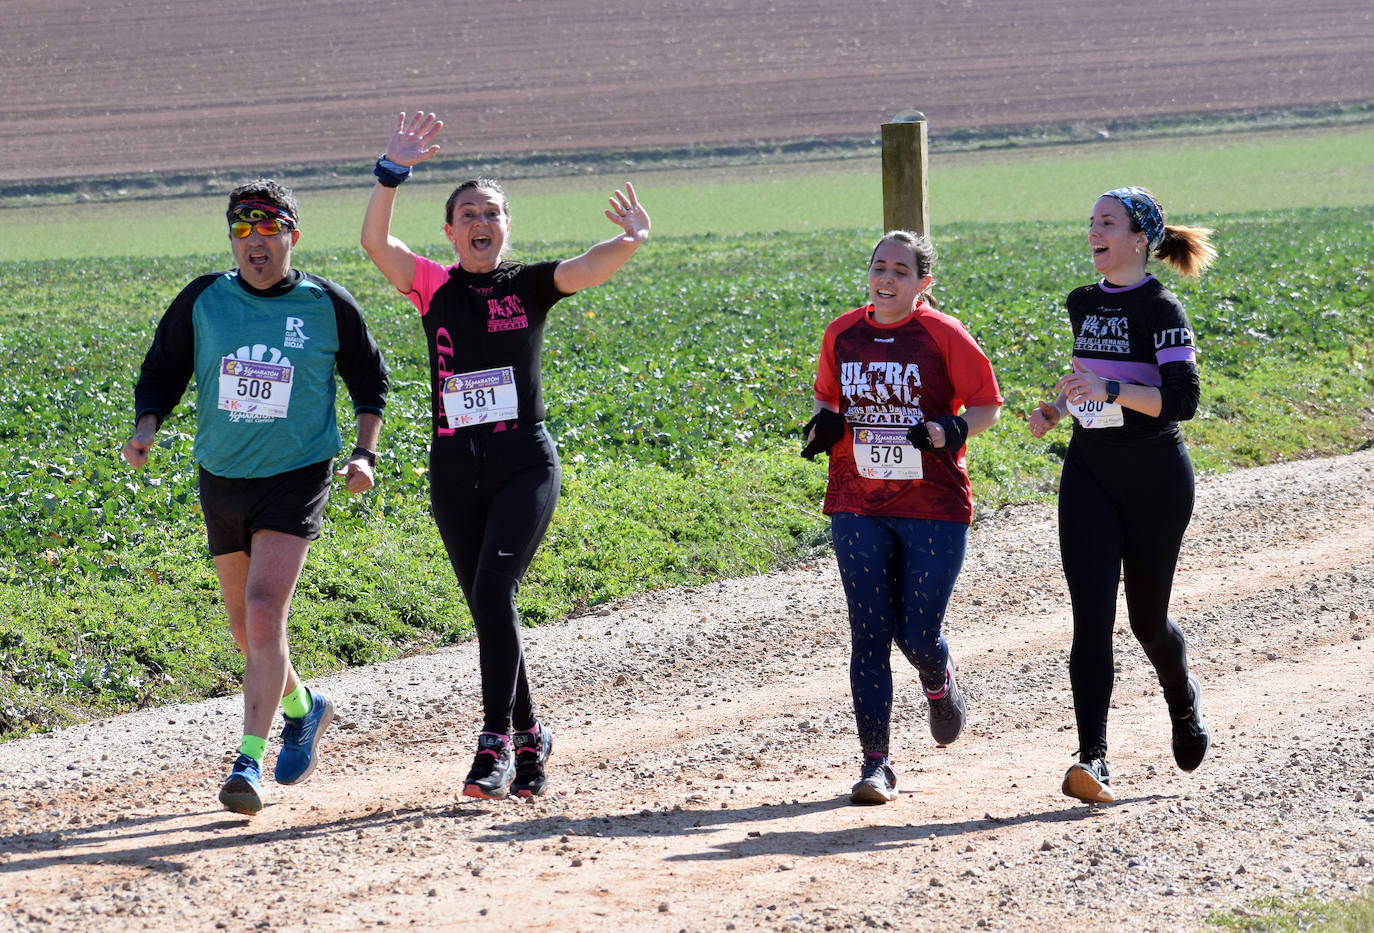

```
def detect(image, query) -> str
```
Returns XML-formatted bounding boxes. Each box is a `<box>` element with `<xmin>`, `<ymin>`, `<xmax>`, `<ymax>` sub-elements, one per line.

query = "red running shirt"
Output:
<box><xmin>813</xmin><ymin>303</ymin><xmax>1002</xmax><ymax>524</ymax></box>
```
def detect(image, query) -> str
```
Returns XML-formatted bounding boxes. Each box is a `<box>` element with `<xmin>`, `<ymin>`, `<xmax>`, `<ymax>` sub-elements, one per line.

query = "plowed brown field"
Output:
<box><xmin>3</xmin><ymin>0</ymin><xmax>1372</xmax><ymax>182</ymax></box>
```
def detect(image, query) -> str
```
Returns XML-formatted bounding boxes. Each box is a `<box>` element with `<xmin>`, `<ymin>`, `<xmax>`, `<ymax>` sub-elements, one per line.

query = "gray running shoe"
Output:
<box><xmin>1062</xmin><ymin>754</ymin><xmax>1114</xmax><ymax>804</ymax></box>
<box><xmin>463</xmin><ymin>732</ymin><xmax>516</xmax><ymax>800</ymax></box>
<box><xmin>1170</xmin><ymin>674</ymin><xmax>1211</xmax><ymax>772</ymax></box>
<box><xmin>927</xmin><ymin>661</ymin><xmax>966</xmax><ymax>746</ymax></box>
<box><xmin>511</xmin><ymin>723</ymin><xmax>553</xmax><ymax>798</ymax></box>
<box><xmin>850</xmin><ymin>753</ymin><xmax>898</xmax><ymax>804</ymax></box>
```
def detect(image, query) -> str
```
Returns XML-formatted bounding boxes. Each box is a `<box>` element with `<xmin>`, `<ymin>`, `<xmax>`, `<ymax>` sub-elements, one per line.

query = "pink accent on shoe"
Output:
<box><xmin>924</xmin><ymin>664</ymin><xmax>954</xmax><ymax>699</ymax></box>
<box><xmin>477</xmin><ymin>731</ymin><xmax>510</xmax><ymax>757</ymax></box>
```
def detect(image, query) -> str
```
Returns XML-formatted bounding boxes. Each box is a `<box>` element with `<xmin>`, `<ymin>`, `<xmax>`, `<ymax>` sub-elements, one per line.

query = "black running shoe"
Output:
<box><xmin>927</xmin><ymin>661</ymin><xmax>966</xmax><ymax>747</ymax></box>
<box><xmin>462</xmin><ymin>732</ymin><xmax>515</xmax><ymax>800</ymax></box>
<box><xmin>1170</xmin><ymin>674</ymin><xmax>1211</xmax><ymax>772</ymax></box>
<box><xmin>850</xmin><ymin>753</ymin><xmax>898</xmax><ymax>804</ymax></box>
<box><xmin>510</xmin><ymin>723</ymin><xmax>553</xmax><ymax>798</ymax></box>
<box><xmin>1062</xmin><ymin>752</ymin><xmax>1114</xmax><ymax>804</ymax></box>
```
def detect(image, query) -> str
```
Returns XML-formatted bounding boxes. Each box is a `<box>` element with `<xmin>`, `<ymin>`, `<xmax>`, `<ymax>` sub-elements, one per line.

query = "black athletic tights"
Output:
<box><xmin>1059</xmin><ymin>435</ymin><xmax>1195</xmax><ymax>758</ymax></box>
<box><xmin>429</xmin><ymin>425</ymin><xmax>561</xmax><ymax>735</ymax></box>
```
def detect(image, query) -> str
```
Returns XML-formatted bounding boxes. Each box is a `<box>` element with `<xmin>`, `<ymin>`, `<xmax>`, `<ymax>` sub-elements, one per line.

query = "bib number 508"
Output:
<box><xmin>236</xmin><ymin>378</ymin><xmax>273</xmax><ymax>400</ymax></box>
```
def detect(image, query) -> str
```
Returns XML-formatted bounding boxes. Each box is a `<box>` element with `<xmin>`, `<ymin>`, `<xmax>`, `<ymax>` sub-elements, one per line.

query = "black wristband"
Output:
<box><xmin>907</xmin><ymin>419</ymin><xmax>935</xmax><ymax>451</ymax></box>
<box><xmin>373</xmin><ymin>156</ymin><xmax>411</xmax><ymax>188</ymax></box>
<box><xmin>800</xmin><ymin>408</ymin><xmax>846</xmax><ymax>460</ymax></box>
<box><xmin>932</xmin><ymin>414</ymin><xmax>969</xmax><ymax>452</ymax></box>
<box><xmin>349</xmin><ymin>446</ymin><xmax>378</xmax><ymax>467</ymax></box>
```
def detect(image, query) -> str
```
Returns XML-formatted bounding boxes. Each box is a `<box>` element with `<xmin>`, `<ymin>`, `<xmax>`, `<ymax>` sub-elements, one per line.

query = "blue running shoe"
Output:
<box><xmin>274</xmin><ymin>689</ymin><xmax>335</xmax><ymax>786</ymax></box>
<box><xmin>463</xmin><ymin>732</ymin><xmax>516</xmax><ymax>800</ymax></box>
<box><xmin>219</xmin><ymin>753</ymin><xmax>265</xmax><ymax>815</ymax></box>
<box><xmin>511</xmin><ymin>723</ymin><xmax>553</xmax><ymax>798</ymax></box>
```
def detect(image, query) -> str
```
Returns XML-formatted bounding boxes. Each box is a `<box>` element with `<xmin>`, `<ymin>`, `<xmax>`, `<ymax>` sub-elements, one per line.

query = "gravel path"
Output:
<box><xmin>2</xmin><ymin>450</ymin><xmax>1372</xmax><ymax>932</ymax></box>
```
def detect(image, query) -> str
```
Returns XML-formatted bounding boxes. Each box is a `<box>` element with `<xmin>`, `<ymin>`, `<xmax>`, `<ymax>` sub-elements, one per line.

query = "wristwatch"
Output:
<box><xmin>1104</xmin><ymin>380</ymin><xmax>1121</xmax><ymax>404</ymax></box>
<box><xmin>349</xmin><ymin>445</ymin><xmax>378</xmax><ymax>467</ymax></box>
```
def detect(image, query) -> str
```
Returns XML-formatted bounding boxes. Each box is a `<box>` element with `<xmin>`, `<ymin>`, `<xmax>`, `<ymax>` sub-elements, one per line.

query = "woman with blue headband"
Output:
<box><xmin>1027</xmin><ymin>186</ymin><xmax>1216</xmax><ymax>804</ymax></box>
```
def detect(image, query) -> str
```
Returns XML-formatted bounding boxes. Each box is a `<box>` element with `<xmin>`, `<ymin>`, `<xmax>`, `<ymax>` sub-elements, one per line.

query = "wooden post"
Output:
<box><xmin>881</xmin><ymin>113</ymin><xmax>929</xmax><ymax>236</ymax></box>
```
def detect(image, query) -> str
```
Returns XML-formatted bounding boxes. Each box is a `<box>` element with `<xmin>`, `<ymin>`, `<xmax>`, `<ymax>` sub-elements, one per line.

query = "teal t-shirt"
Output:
<box><xmin>189</xmin><ymin>272</ymin><xmax>344</xmax><ymax>477</ymax></box>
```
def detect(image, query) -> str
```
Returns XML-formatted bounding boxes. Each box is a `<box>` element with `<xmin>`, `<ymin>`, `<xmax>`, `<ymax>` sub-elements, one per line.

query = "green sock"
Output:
<box><xmin>239</xmin><ymin>734</ymin><xmax>267</xmax><ymax>763</ymax></box>
<box><xmin>280</xmin><ymin>684</ymin><xmax>313</xmax><ymax>719</ymax></box>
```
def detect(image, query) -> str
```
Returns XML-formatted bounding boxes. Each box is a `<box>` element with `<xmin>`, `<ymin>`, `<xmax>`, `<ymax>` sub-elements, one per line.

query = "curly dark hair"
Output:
<box><xmin>226</xmin><ymin>178</ymin><xmax>300</xmax><ymax>224</ymax></box>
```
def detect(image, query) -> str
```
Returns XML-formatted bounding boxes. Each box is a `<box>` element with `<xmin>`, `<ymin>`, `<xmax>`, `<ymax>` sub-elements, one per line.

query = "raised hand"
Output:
<box><xmin>605</xmin><ymin>182</ymin><xmax>650</xmax><ymax>242</ymax></box>
<box><xmin>385</xmin><ymin>111</ymin><xmax>443</xmax><ymax>167</ymax></box>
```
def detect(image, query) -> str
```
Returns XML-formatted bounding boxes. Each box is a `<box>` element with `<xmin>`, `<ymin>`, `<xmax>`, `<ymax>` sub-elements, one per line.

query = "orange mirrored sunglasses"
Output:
<box><xmin>230</xmin><ymin>218</ymin><xmax>293</xmax><ymax>238</ymax></box>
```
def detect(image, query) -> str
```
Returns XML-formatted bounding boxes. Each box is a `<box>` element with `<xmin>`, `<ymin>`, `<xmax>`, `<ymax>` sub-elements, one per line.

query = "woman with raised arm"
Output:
<box><xmin>361</xmin><ymin>111</ymin><xmax>650</xmax><ymax>800</ymax></box>
<box><xmin>803</xmin><ymin>230</ymin><xmax>1002</xmax><ymax>804</ymax></box>
<box><xmin>1028</xmin><ymin>186</ymin><xmax>1217</xmax><ymax>804</ymax></box>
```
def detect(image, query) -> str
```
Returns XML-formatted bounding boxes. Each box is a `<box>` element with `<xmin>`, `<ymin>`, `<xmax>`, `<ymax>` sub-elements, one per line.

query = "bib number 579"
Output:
<box><xmin>869</xmin><ymin>444</ymin><xmax>904</xmax><ymax>464</ymax></box>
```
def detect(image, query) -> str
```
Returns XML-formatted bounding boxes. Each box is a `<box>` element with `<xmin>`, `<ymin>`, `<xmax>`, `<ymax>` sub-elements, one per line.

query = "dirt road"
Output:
<box><xmin>2</xmin><ymin>449</ymin><xmax>1372</xmax><ymax>932</ymax></box>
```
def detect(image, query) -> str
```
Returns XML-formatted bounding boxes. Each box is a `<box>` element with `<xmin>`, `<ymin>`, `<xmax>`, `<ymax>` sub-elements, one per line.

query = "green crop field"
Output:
<box><xmin>1</xmin><ymin>127</ymin><xmax>1372</xmax><ymax>741</ymax></box>
<box><xmin>2</xmin><ymin>125</ymin><xmax>1372</xmax><ymax>260</ymax></box>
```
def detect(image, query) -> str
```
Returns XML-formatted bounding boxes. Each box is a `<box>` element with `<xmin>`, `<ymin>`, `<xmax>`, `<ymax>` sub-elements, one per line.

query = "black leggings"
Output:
<box><xmin>1059</xmin><ymin>436</ymin><xmax>1194</xmax><ymax>757</ymax></box>
<box><xmin>430</xmin><ymin>425</ymin><xmax>560</xmax><ymax>734</ymax></box>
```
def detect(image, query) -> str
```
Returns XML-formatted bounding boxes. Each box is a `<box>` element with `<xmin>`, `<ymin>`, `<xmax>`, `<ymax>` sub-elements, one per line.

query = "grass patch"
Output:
<box><xmin>1208</xmin><ymin>889</ymin><xmax>1374</xmax><ymax>931</ymax></box>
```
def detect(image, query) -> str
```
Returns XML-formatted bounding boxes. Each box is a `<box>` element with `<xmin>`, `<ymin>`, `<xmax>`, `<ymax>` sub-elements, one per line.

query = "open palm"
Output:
<box><xmin>385</xmin><ymin>111</ymin><xmax>443</xmax><ymax>167</ymax></box>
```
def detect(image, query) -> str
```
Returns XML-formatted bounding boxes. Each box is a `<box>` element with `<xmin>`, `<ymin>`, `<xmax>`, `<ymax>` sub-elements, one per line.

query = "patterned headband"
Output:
<box><xmin>1103</xmin><ymin>186</ymin><xmax>1164</xmax><ymax>252</ymax></box>
<box><xmin>227</xmin><ymin>198</ymin><xmax>297</xmax><ymax>227</ymax></box>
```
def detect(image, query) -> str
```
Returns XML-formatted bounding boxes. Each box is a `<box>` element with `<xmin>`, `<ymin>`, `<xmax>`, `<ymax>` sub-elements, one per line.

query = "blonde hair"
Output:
<box><xmin>1120</xmin><ymin>186</ymin><xmax>1217</xmax><ymax>277</ymax></box>
<box><xmin>1154</xmin><ymin>223</ymin><xmax>1217</xmax><ymax>278</ymax></box>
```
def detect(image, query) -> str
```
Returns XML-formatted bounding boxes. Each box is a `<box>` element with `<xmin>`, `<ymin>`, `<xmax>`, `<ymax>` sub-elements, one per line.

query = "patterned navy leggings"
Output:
<box><xmin>832</xmin><ymin>512</ymin><xmax>969</xmax><ymax>756</ymax></box>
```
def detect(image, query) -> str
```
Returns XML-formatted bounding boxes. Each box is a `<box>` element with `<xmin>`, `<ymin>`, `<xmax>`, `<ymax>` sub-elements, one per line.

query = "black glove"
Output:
<box><xmin>801</xmin><ymin>408</ymin><xmax>845</xmax><ymax>460</ymax></box>
<box><xmin>907</xmin><ymin>414</ymin><xmax>969</xmax><ymax>452</ymax></box>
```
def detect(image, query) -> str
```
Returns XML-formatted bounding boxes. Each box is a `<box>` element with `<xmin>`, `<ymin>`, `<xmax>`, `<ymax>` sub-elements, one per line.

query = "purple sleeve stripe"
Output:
<box><xmin>1073</xmin><ymin>357</ymin><xmax>1163</xmax><ymax>387</ymax></box>
<box><xmin>1157</xmin><ymin>346</ymin><xmax>1196</xmax><ymax>365</ymax></box>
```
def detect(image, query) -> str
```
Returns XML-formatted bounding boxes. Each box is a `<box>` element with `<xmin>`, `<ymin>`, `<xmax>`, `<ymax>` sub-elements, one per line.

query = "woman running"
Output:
<box><xmin>361</xmin><ymin>111</ymin><xmax>650</xmax><ymax>800</ymax></box>
<box><xmin>1028</xmin><ymin>186</ymin><xmax>1217</xmax><ymax>804</ymax></box>
<box><xmin>804</xmin><ymin>231</ymin><xmax>1002</xmax><ymax>804</ymax></box>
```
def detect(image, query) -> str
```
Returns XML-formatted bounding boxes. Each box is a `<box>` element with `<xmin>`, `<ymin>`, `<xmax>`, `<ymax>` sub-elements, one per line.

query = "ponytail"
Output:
<box><xmin>1154</xmin><ymin>224</ymin><xmax>1217</xmax><ymax>278</ymax></box>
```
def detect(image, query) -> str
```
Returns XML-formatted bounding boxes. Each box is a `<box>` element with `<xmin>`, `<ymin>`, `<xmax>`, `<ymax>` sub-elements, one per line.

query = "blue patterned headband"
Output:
<box><xmin>1103</xmin><ymin>186</ymin><xmax>1164</xmax><ymax>252</ymax></box>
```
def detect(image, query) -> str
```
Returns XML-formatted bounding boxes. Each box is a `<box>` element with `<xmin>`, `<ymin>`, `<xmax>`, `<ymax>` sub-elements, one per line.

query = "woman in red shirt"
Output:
<box><xmin>805</xmin><ymin>231</ymin><xmax>1002</xmax><ymax>803</ymax></box>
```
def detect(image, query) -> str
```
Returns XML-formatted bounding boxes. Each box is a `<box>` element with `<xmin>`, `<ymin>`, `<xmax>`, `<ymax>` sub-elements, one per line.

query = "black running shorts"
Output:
<box><xmin>197</xmin><ymin>460</ymin><xmax>333</xmax><ymax>556</ymax></box>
